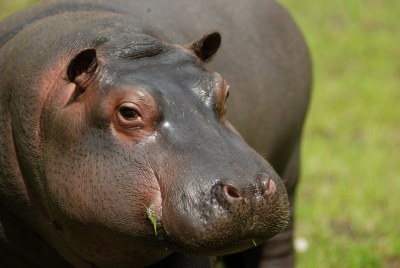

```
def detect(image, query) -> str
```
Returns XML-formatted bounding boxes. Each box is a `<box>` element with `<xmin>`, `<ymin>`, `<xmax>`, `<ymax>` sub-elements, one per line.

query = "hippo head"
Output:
<box><xmin>39</xmin><ymin>30</ymin><xmax>289</xmax><ymax>265</ymax></box>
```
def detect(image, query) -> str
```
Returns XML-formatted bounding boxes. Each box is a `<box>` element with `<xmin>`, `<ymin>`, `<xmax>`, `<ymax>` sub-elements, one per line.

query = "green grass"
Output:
<box><xmin>1</xmin><ymin>0</ymin><xmax>399</xmax><ymax>267</ymax></box>
<box><xmin>278</xmin><ymin>0</ymin><xmax>400</xmax><ymax>267</ymax></box>
<box><xmin>0</xmin><ymin>0</ymin><xmax>39</xmax><ymax>19</ymax></box>
<box><xmin>144</xmin><ymin>204</ymin><xmax>159</xmax><ymax>236</ymax></box>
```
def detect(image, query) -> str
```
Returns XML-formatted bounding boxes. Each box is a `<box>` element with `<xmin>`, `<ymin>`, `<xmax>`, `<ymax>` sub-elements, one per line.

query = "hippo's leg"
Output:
<box><xmin>222</xmin><ymin>142</ymin><xmax>301</xmax><ymax>268</ymax></box>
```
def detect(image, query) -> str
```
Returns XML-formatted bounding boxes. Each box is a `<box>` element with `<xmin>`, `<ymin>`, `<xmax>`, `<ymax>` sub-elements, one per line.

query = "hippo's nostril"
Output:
<box><xmin>257</xmin><ymin>173</ymin><xmax>277</xmax><ymax>196</ymax></box>
<box><xmin>265</xmin><ymin>179</ymin><xmax>276</xmax><ymax>195</ymax></box>
<box><xmin>223</xmin><ymin>184</ymin><xmax>241</xmax><ymax>198</ymax></box>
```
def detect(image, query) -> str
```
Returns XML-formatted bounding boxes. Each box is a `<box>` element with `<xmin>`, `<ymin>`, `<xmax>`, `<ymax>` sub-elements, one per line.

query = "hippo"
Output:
<box><xmin>0</xmin><ymin>0</ymin><xmax>311</xmax><ymax>267</ymax></box>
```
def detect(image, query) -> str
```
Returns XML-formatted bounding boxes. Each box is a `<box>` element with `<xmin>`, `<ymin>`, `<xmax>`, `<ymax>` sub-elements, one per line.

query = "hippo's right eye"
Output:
<box><xmin>116</xmin><ymin>103</ymin><xmax>143</xmax><ymax>128</ymax></box>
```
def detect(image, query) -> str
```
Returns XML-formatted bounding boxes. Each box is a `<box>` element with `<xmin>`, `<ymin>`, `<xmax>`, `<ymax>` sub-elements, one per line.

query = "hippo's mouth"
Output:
<box><xmin>159</xmin><ymin>217</ymin><xmax>288</xmax><ymax>257</ymax></box>
<box><xmin>157</xmin><ymin>177</ymin><xmax>290</xmax><ymax>256</ymax></box>
<box><xmin>176</xmin><ymin>237</ymin><xmax>271</xmax><ymax>257</ymax></box>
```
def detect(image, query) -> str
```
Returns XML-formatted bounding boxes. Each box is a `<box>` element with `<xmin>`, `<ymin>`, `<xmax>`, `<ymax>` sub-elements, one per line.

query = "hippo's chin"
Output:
<box><xmin>162</xmin><ymin>227</ymin><xmax>288</xmax><ymax>256</ymax></box>
<box><xmin>194</xmin><ymin>238</ymin><xmax>268</xmax><ymax>256</ymax></box>
<box><xmin>160</xmin><ymin>185</ymin><xmax>290</xmax><ymax>256</ymax></box>
<box><xmin>181</xmin><ymin>237</ymin><xmax>271</xmax><ymax>257</ymax></box>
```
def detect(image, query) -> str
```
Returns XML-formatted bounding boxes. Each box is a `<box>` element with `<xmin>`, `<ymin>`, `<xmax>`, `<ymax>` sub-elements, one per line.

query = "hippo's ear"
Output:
<box><xmin>187</xmin><ymin>32</ymin><xmax>221</xmax><ymax>62</ymax></box>
<box><xmin>67</xmin><ymin>48</ymin><xmax>98</xmax><ymax>84</ymax></box>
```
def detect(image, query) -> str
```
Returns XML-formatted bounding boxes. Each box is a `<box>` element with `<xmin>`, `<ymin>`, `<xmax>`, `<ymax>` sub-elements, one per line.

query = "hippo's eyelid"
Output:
<box><xmin>213</xmin><ymin>79</ymin><xmax>230</xmax><ymax>121</ymax></box>
<box><xmin>118</xmin><ymin>105</ymin><xmax>141</xmax><ymax>120</ymax></box>
<box><xmin>225</xmin><ymin>88</ymin><xmax>230</xmax><ymax>100</ymax></box>
<box><xmin>114</xmin><ymin>102</ymin><xmax>144</xmax><ymax>130</ymax></box>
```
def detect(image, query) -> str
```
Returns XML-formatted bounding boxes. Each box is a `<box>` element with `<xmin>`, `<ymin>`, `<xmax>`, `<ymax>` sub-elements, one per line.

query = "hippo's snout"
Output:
<box><xmin>217</xmin><ymin>173</ymin><xmax>277</xmax><ymax>202</ymax></box>
<box><xmin>161</xmin><ymin>166</ymin><xmax>289</xmax><ymax>255</ymax></box>
<box><xmin>210</xmin><ymin>170</ymin><xmax>288</xmax><ymax>232</ymax></box>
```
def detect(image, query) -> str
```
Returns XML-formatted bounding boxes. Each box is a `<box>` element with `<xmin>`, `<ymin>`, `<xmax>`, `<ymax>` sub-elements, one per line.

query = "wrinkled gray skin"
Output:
<box><xmin>0</xmin><ymin>0</ymin><xmax>311</xmax><ymax>267</ymax></box>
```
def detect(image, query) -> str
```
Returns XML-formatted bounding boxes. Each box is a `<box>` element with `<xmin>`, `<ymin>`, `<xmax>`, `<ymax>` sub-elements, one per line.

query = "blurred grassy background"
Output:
<box><xmin>1</xmin><ymin>0</ymin><xmax>399</xmax><ymax>267</ymax></box>
<box><xmin>0</xmin><ymin>0</ymin><xmax>39</xmax><ymax>19</ymax></box>
<box><xmin>279</xmin><ymin>1</ymin><xmax>400</xmax><ymax>267</ymax></box>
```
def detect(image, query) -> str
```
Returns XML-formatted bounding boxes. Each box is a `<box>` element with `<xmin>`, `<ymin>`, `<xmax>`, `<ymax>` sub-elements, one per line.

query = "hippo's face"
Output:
<box><xmin>40</xmin><ymin>32</ymin><xmax>289</xmax><ymax>265</ymax></box>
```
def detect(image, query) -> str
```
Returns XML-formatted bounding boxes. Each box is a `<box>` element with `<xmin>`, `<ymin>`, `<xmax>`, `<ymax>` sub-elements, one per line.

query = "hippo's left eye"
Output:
<box><xmin>119</xmin><ymin>106</ymin><xmax>139</xmax><ymax>120</ymax></box>
<box><xmin>116</xmin><ymin>103</ymin><xmax>143</xmax><ymax>128</ymax></box>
